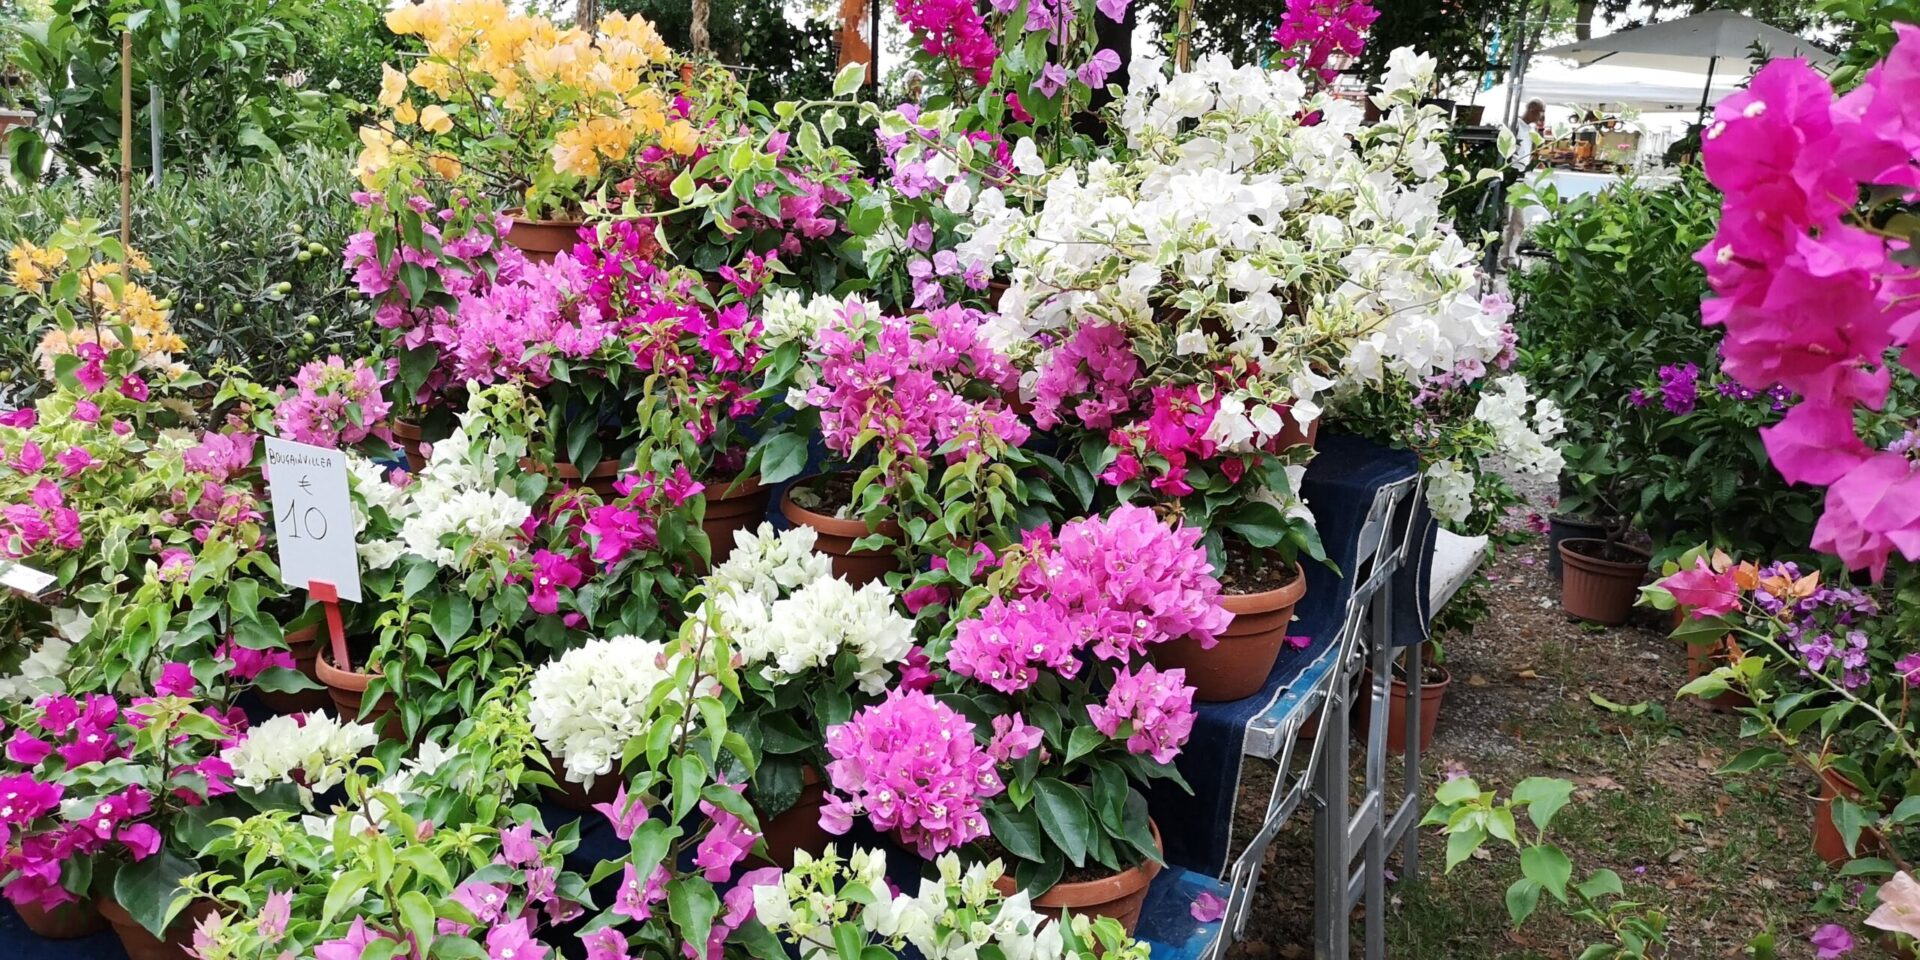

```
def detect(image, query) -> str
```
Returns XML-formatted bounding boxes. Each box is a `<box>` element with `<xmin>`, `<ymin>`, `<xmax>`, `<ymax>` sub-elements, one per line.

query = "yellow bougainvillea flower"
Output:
<box><xmin>428</xmin><ymin>153</ymin><xmax>463</xmax><ymax>181</ymax></box>
<box><xmin>552</xmin><ymin>125</ymin><xmax>600</xmax><ymax>179</ymax></box>
<box><xmin>410</xmin><ymin>60</ymin><xmax>455</xmax><ymax>98</ymax></box>
<box><xmin>661</xmin><ymin>120</ymin><xmax>699</xmax><ymax>156</ymax></box>
<box><xmin>394</xmin><ymin>100</ymin><xmax>418</xmax><ymax>126</ymax></box>
<box><xmin>355</xmin><ymin>125</ymin><xmax>396</xmax><ymax>186</ymax></box>
<box><xmin>6</xmin><ymin>240</ymin><xmax>68</xmax><ymax>295</ymax></box>
<box><xmin>378</xmin><ymin>64</ymin><xmax>408</xmax><ymax>108</ymax></box>
<box><xmin>420</xmin><ymin>105</ymin><xmax>454</xmax><ymax>135</ymax></box>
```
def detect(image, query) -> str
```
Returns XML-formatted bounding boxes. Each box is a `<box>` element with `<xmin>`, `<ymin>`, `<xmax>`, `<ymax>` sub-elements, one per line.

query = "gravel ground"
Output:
<box><xmin>1220</xmin><ymin>477</ymin><xmax>1839</xmax><ymax>959</ymax></box>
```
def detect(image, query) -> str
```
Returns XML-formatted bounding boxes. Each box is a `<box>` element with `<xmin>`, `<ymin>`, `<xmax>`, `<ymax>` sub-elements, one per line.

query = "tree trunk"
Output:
<box><xmin>837</xmin><ymin>0</ymin><xmax>873</xmax><ymax>83</ymax></box>
<box><xmin>573</xmin><ymin>0</ymin><xmax>598</xmax><ymax>30</ymax></box>
<box><xmin>691</xmin><ymin>0</ymin><xmax>711</xmax><ymax>55</ymax></box>
<box><xmin>1574</xmin><ymin>0</ymin><xmax>1597</xmax><ymax>39</ymax></box>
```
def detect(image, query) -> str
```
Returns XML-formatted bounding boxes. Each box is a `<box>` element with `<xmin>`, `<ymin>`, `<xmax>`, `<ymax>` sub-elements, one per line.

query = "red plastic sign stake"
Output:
<box><xmin>309</xmin><ymin>579</ymin><xmax>350</xmax><ymax>673</ymax></box>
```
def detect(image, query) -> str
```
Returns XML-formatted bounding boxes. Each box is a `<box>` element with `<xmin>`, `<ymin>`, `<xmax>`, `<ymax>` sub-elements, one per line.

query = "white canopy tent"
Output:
<box><xmin>1483</xmin><ymin>63</ymin><xmax>1744</xmax><ymax>113</ymax></box>
<box><xmin>1526</xmin><ymin>10</ymin><xmax>1835</xmax><ymax>118</ymax></box>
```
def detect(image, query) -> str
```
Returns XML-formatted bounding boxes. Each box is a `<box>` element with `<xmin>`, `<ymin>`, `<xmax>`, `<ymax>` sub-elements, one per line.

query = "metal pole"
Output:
<box><xmin>1697</xmin><ymin>54</ymin><xmax>1718</xmax><ymax>122</ymax></box>
<box><xmin>119</xmin><ymin>30</ymin><xmax>131</xmax><ymax>260</ymax></box>
<box><xmin>147</xmin><ymin>83</ymin><xmax>162</xmax><ymax>186</ymax></box>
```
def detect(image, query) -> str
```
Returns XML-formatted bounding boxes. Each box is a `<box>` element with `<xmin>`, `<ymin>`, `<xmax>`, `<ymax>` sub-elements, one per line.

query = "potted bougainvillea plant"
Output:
<box><xmin>819</xmin><ymin>505</ymin><xmax>1227</xmax><ymax>933</ymax></box>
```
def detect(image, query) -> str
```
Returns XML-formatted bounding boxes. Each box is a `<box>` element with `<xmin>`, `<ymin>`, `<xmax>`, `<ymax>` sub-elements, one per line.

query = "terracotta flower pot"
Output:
<box><xmin>755</xmin><ymin>768</ymin><xmax>831</xmax><ymax>869</ymax></box>
<box><xmin>779</xmin><ymin>484</ymin><xmax>902</xmax><ymax>587</ymax></box>
<box><xmin>1558</xmin><ymin>539</ymin><xmax>1650</xmax><ymax>626</ymax></box>
<box><xmin>1155</xmin><ymin>563</ymin><xmax>1307</xmax><ymax>702</ymax></box>
<box><xmin>1813</xmin><ymin>768</ymin><xmax>1881</xmax><ymax>867</ymax></box>
<box><xmin>702</xmin><ymin>474</ymin><xmax>772</xmax><ymax>569</ymax></box>
<box><xmin>535</xmin><ymin>458</ymin><xmax>626</xmax><ymax>500</ymax></box>
<box><xmin>314</xmin><ymin>646</ymin><xmax>407</xmax><ymax>741</ymax></box>
<box><xmin>15</xmin><ymin>898</ymin><xmax>108</xmax><ymax>939</ymax></box>
<box><xmin>254</xmin><ymin>624</ymin><xmax>334</xmax><ymax>716</ymax></box>
<box><xmin>541</xmin><ymin>750</ymin><xmax>624</xmax><ymax>813</ymax></box>
<box><xmin>1354</xmin><ymin>667</ymin><xmax>1451</xmax><ymax>755</ymax></box>
<box><xmin>97</xmin><ymin>896</ymin><xmax>216</xmax><ymax>960</ymax></box>
<box><xmin>390</xmin><ymin>418</ymin><xmax>431</xmax><ymax>473</ymax></box>
<box><xmin>503</xmin><ymin>212</ymin><xmax>586</xmax><ymax>264</ymax></box>
<box><xmin>992</xmin><ymin>822</ymin><xmax>1164</xmax><ymax>936</ymax></box>
<box><xmin>1677</xmin><ymin>611</ymin><xmax>1753</xmax><ymax>712</ymax></box>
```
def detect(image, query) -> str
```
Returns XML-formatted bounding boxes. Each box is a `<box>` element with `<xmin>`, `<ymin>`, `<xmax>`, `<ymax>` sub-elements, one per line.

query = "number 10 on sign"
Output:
<box><xmin>264</xmin><ymin>437</ymin><xmax>362</xmax><ymax>603</ymax></box>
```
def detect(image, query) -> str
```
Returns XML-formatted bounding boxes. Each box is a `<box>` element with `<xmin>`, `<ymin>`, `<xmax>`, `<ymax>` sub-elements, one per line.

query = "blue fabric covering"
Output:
<box><xmin>0</xmin><ymin>903</ymin><xmax>126</xmax><ymax>960</ymax></box>
<box><xmin>1136</xmin><ymin>867</ymin><xmax>1228</xmax><ymax>960</ymax></box>
<box><xmin>1148</xmin><ymin>434</ymin><xmax>1419</xmax><ymax>878</ymax></box>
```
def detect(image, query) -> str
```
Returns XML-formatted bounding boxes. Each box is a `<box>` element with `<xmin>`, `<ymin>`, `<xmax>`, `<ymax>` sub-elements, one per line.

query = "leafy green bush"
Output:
<box><xmin>1512</xmin><ymin>169</ymin><xmax>1823</xmax><ymax>561</ymax></box>
<box><xmin>3</xmin><ymin>0</ymin><xmax>398</xmax><ymax>177</ymax></box>
<box><xmin>0</xmin><ymin>147</ymin><xmax>372</xmax><ymax>390</ymax></box>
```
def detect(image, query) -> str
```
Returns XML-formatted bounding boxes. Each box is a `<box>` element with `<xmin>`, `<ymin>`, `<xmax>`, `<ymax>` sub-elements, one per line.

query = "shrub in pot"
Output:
<box><xmin>695</xmin><ymin>523</ymin><xmax>917</xmax><ymax>865</ymax></box>
<box><xmin>748</xmin><ymin>295</ymin><xmax>1036</xmax><ymax>588</ymax></box>
<box><xmin>0</xmin><ymin>680</ymin><xmax>248</xmax><ymax>956</ymax></box>
<box><xmin>819</xmin><ymin>506</ymin><xmax>1226</xmax><ymax>933</ymax></box>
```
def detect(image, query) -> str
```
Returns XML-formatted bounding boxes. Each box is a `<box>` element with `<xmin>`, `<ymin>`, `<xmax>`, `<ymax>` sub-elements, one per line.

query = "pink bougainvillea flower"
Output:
<box><xmin>1868</xmin><ymin>871</ymin><xmax>1920</xmax><ymax>937</ymax></box>
<box><xmin>1659</xmin><ymin>558</ymin><xmax>1741</xmax><ymax>618</ymax></box>
<box><xmin>1811</xmin><ymin>923</ymin><xmax>1855</xmax><ymax>959</ymax></box>
<box><xmin>592</xmin><ymin>782</ymin><xmax>650</xmax><ymax>841</ymax></box>
<box><xmin>1190</xmin><ymin>891</ymin><xmax>1227</xmax><ymax>923</ymax></box>
<box><xmin>484</xmin><ymin>918</ymin><xmax>549</xmax><ymax>960</ymax></box>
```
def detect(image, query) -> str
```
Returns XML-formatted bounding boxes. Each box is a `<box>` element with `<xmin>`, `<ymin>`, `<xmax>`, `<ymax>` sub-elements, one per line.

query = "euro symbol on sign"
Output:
<box><xmin>298</xmin><ymin>474</ymin><xmax>312</xmax><ymax>492</ymax></box>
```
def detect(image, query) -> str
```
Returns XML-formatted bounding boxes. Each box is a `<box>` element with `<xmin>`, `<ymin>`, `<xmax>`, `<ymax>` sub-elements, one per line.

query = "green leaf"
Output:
<box><xmin>1574</xmin><ymin>868</ymin><xmax>1624</xmax><ymax>900</ymax></box>
<box><xmin>1717</xmin><ymin>747</ymin><xmax>1786</xmax><ymax>776</ymax></box>
<box><xmin>1434</xmin><ymin>777</ymin><xmax>1480</xmax><ymax>806</ymax></box>
<box><xmin>1444</xmin><ymin>824</ymin><xmax>1486</xmax><ymax>871</ymax></box>
<box><xmin>670</xmin><ymin>169</ymin><xmax>696</xmax><ymax>202</ymax></box>
<box><xmin>1519</xmin><ymin>845</ymin><xmax>1573</xmax><ymax>903</ymax></box>
<box><xmin>1065</xmin><ymin>725</ymin><xmax>1105</xmax><ymax>763</ymax></box>
<box><xmin>1505</xmin><ymin>877</ymin><xmax>1542</xmax><ymax>926</ymax></box>
<box><xmin>1033</xmin><ymin>779</ymin><xmax>1092</xmax><ymax>868</ymax></box>
<box><xmin>398</xmin><ymin>891</ymin><xmax>437</xmax><ymax>955</ymax></box>
<box><xmin>113</xmin><ymin>849</ymin><xmax>198</xmax><ymax>937</ymax></box>
<box><xmin>1512</xmin><ymin>777</ymin><xmax>1575</xmax><ymax>835</ymax></box>
<box><xmin>667</xmin><ymin>878</ymin><xmax>719</xmax><ymax>957</ymax></box>
<box><xmin>833</xmin><ymin>921</ymin><xmax>866</xmax><ymax>960</ymax></box>
<box><xmin>1886</xmin><ymin>795</ymin><xmax>1920</xmax><ymax>825</ymax></box>
<box><xmin>429</xmin><ymin>593</ymin><xmax>473</xmax><ymax>646</ymax></box>
<box><xmin>756</xmin><ymin>432</ymin><xmax>810</xmax><ymax>485</ymax></box>
<box><xmin>983</xmin><ymin>806</ymin><xmax>1045</xmax><ymax>862</ymax></box>
<box><xmin>1833</xmin><ymin>795</ymin><xmax>1872</xmax><ymax>857</ymax></box>
<box><xmin>832</xmin><ymin>61</ymin><xmax>867</xmax><ymax>97</ymax></box>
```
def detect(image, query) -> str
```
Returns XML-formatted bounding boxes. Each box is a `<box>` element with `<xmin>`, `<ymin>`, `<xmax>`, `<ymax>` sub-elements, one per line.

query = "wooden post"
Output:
<box><xmin>119</xmin><ymin>29</ymin><xmax>132</xmax><ymax>261</ymax></box>
<box><xmin>836</xmin><ymin>0</ymin><xmax>873</xmax><ymax>85</ymax></box>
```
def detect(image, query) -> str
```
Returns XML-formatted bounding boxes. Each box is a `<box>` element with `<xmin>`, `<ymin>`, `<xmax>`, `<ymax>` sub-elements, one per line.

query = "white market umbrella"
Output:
<box><xmin>1532</xmin><ymin>10</ymin><xmax>1835</xmax><ymax>115</ymax></box>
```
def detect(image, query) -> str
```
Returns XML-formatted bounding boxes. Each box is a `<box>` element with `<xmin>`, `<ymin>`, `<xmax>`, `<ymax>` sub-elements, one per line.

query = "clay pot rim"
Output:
<box><xmin>1219</xmin><ymin>560</ymin><xmax>1308</xmax><ymax>613</ymax></box>
<box><xmin>1558</xmin><ymin>538</ymin><xmax>1650</xmax><ymax>574</ymax></box>
<box><xmin>314</xmin><ymin>645</ymin><xmax>377</xmax><ymax>692</ymax></box>
<box><xmin>707</xmin><ymin>472</ymin><xmax>765</xmax><ymax>500</ymax></box>
<box><xmin>1369</xmin><ymin>664</ymin><xmax>1452</xmax><ymax>695</ymax></box>
<box><xmin>780</xmin><ymin>482</ymin><xmax>904</xmax><ymax>538</ymax></box>
<box><xmin>994</xmin><ymin>821</ymin><xmax>1164</xmax><ymax>909</ymax></box>
<box><xmin>533</xmin><ymin>457</ymin><xmax>623</xmax><ymax>481</ymax></box>
<box><xmin>503</xmin><ymin>208</ymin><xmax>587</xmax><ymax>228</ymax></box>
<box><xmin>1818</xmin><ymin>766</ymin><xmax>1871</xmax><ymax>802</ymax></box>
<box><xmin>97</xmin><ymin>893</ymin><xmax>220</xmax><ymax>936</ymax></box>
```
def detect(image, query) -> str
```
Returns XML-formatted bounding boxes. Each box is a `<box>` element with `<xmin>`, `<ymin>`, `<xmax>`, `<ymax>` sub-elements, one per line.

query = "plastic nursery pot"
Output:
<box><xmin>779</xmin><ymin>479</ymin><xmax>904</xmax><ymax>587</ymax></box>
<box><xmin>1557</xmin><ymin>539</ymin><xmax>1650</xmax><ymax>626</ymax></box>
<box><xmin>1355</xmin><ymin>666</ymin><xmax>1451</xmax><ymax>755</ymax></box>
<box><xmin>97</xmin><ymin>896</ymin><xmax>217</xmax><ymax>960</ymax></box>
<box><xmin>313</xmin><ymin>646</ymin><xmax>408</xmax><ymax>742</ymax></box>
<box><xmin>754</xmin><ymin>768</ymin><xmax>831</xmax><ymax>869</ymax></box>
<box><xmin>1813</xmin><ymin>768</ymin><xmax>1882</xmax><ymax>868</ymax></box>
<box><xmin>991</xmin><ymin>821</ymin><xmax>1164</xmax><ymax>936</ymax></box>
<box><xmin>701</xmin><ymin>474</ymin><xmax>772</xmax><ymax>569</ymax></box>
<box><xmin>502</xmin><ymin>210</ymin><xmax>586</xmax><ymax>264</ymax></box>
<box><xmin>252</xmin><ymin>623</ymin><xmax>335</xmax><ymax>717</ymax></box>
<box><xmin>1155</xmin><ymin>562</ymin><xmax>1308</xmax><ymax>703</ymax></box>
<box><xmin>14</xmin><ymin>898</ymin><xmax>108</xmax><ymax>939</ymax></box>
<box><xmin>1546</xmin><ymin>514</ymin><xmax>1610</xmax><ymax>582</ymax></box>
<box><xmin>541</xmin><ymin>751</ymin><xmax>624</xmax><ymax>814</ymax></box>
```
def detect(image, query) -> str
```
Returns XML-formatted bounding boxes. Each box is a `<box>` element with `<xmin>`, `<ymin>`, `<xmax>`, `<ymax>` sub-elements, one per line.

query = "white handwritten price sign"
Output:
<box><xmin>264</xmin><ymin>437</ymin><xmax>362</xmax><ymax>603</ymax></box>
